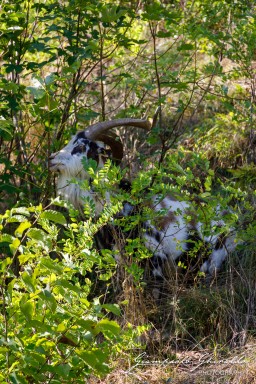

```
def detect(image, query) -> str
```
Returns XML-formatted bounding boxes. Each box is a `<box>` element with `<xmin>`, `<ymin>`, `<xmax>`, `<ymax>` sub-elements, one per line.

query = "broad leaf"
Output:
<box><xmin>41</xmin><ymin>210</ymin><xmax>67</xmax><ymax>225</ymax></box>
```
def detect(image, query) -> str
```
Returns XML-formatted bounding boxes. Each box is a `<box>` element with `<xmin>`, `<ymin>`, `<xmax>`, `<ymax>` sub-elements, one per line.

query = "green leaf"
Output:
<box><xmin>0</xmin><ymin>234</ymin><xmax>14</xmax><ymax>243</ymax></box>
<box><xmin>54</xmin><ymin>364</ymin><xmax>71</xmax><ymax>378</ymax></box>
<box><xmin>15</xmin><ymin>221</ymin><xmax>31</xmax><ymax>237</ymax></box>
<box><xmin>95</xmin><ymin>319</ymin><xmax>120</xmax><ymax>338</ymax></box>
<box><xmin>142</xmin><ymin>2</ymin><xmax>164</xmax><ymax>21</ymax></box>
<box><xmin>0</xmin><ymin>118</ymin><xmax>13</xmax><ymax>135</ymax></box>
<box><xmin>7</xmin><ymin>215</ymin><xmax>28</xmax><ymax>224</ymax></box>
<box><xmin>0</xmin><ymin>257</ymin><xmax>12</xmax><ymax>272</ymax></box>
<box><xmin>27</xmin><ymin>228</ymin><xmax>45</xmax><ymax>241</ymax></box>
<box><xmin>41</xmin><ymin>210</ymin><xmax>66</xmax><ymax>225</ymax></box>
<box><xmin>54</xmin><ymin>279</ymin><xmax>81</xmax><ymax>294</ymax></box>
<box><xmin>19</xmin><ymin>253</ymin><xmax>37</xmax><ymax>264</ymax></box>
<box><xmin>11</xmin><ymin>372</ymin><xmax>30</xmax><ymax>384</ymax></box>
<box><xmin>5</xmin><ymin>64</ymin><xmax>23</xmax><ymax>74</ymax></box>
<box><xmin>76</xmin><ymin>349</ymin><xmax>109</xmax><ymax>373</ymax></box>
<box><xmin>40</xmin><ymin>258</ymin><xmax>63</xmax><ymax>274</ymax></box>
<box><xmin>76</xmin><ymin>319</ymin><xmax>96</xmax><ymax>333</ymax></box>
<box><xmin>40</xmin><ymin>288</ymin><xmax>57</xmax><ymax>312</ymax></box>
<box><xmin>11</xmin><ymin>207</ymin><xmax>30</xmax><ymax>216</ymax></box>
<box><xmin>27</xmin><ymin>228</ymin><xmax>52</xmax><ymax>249</ymax></box>
<box><xmin>29</xmin><ymin>41</ymin><xmax>47</xmax><ymax>52</ymax></box>
<box><xmin>28</xmin><ymin>319</ymin><xmax>53</xmax><ymax>334</ymax></box>
<box><xmin>177</xmin><ymin>43</ymin><xmax>194</xmax><ymax>51</ymax></box>
<box><xmin>101</xmin><ymin>5</ymin><xmax>126</xmax><ymax>23</ymax></box>
<box><xmin>20</xmin><ymin>300</ymin><xmax>34</xmax><ymax>320</ymax></box>
<box><xmin>9</xmin><ymin>238</ymin><xmax>20</xmax><ymax>254</ymax></box>
<box><xmin>77</xmin><ymin>109</ymin><xmax>100</xmax><ymax>122</ymax></box>
<box><xmin>21</xmin><ymin>271</ymin><xmax>36</xmax><ymax>292</ymax></box>
<box><xmin>56</xmin><ymin>322</ymin><xmax>66</xmax><ymax>333</ymax></box>
<box><xmin>24</xmin><ymin>351</ymin><xmax>46</xmax><ymax>368</ymax></box>
<box><xmin>156</xmin><ymin>31</ymin><xmax>173</xmax><ymax>38</ymax></box>
<box><xmin>101</xmin><ymin>304</ymin><xmax>121</xmax><ymax>316</ymax></box>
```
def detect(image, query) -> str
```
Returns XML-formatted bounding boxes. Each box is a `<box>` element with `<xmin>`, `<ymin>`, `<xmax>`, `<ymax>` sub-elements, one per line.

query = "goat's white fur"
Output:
<box><xmin>144</xmin><ymin>196</ymin><xmax>237</xmax><ymax>276</ymax></box>
<box><xmin>50</xmin><ymin>136</ymin><xmax>108</xmax><ymax>213</ymax></box>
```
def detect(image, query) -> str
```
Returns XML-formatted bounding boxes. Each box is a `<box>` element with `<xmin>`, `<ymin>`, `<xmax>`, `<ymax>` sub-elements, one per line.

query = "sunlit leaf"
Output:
<box><xmin>20</xmin><ymin>300</ymin><xmax>34</xmax><ymax>320</ymax></box>
<box><xmin>95</xmin><ymin>319</ymin><xmax>120</xmax><ymax>338</ymax></box>
<box><xmin>41</xmin><ymin>210</ymin><xmax>67</xmax><ymax>225</ymax></box>
<box><xmin>15</xmin><ymin>221</ymin><xmax>31</xmax><ymax>237</ymax></box>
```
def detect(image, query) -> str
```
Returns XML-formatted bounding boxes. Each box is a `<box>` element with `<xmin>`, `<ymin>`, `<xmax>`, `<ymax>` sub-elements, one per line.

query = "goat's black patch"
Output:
<box><xmin>119</xmin><ymin>179</ymin><xmax>131</xmax><ymax>192</ymax></box>
<box><xmin>176</xmin><ymin>231</ymin><xmax>210</xmax><ymax>272</ymax></box>
<box><xmin>74</xmin><ymin>131</ymin><xmax>87</xmax><ymax>142</ymax></box>
<box><xmin>185</xmin><ymin>231</ymin><xmax>202</xmax><ymax>252</ymax></box>
<box><xmin>87</xmin><ymin>142</ymin><xmax>101</xmax><ymax>162</ymax></box>
<box><xmin>144</xmin><ymin>224</ymin><xmax>162</xmax><ymax>244</ymax></box>
<box><xmin>72</xmin><ymin>134</ymin><xmax>90</xmax><ymax>155</ymax></box>
<box><xmin>72</xmin><ymin>135</ymin><xmax>111</xmax><ymax>166</ymax></box>
<box><xmin>154</xmin><ymin>231</ymin><xmax>161</xmax><ymax>243</ymax></box>
<box><xmin>71</xmin><ymin>143</ymin><xmax>88</xmax><ymax>155</ymax></box>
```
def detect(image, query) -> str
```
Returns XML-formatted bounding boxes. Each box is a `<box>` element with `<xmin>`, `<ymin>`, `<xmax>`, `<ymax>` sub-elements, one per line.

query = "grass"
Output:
<box><xmin>92</xmin><ymin>248</ymin><xmax>256</xmax><ymax>383</ymax></box>
<box><xmin>88</xmin><ymin>343</ymin><xmax>256</xmax><ymax>383</ymax></box>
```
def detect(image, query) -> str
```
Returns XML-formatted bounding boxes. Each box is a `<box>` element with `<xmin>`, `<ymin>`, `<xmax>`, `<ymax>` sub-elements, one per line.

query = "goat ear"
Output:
<box><xmin>83</xmin><ymin>117</ymin><xmax>151</xmax><ymax>163</ymax></box>
<box><xmin>94</xmin><ymin>132</ymin><xmax>123</xmax><ymax>163</ymax></box>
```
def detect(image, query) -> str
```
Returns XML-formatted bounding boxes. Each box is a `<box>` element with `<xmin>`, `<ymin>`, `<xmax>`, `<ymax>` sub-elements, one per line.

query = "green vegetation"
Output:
<box><xmin>0</xmin><ymin>0</ymin><xmax>256</xmax><ymax>382</ymax></box>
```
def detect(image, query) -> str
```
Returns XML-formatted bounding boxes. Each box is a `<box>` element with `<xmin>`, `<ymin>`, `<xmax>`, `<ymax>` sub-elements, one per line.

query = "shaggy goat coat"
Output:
<box><xmin>50</xmin><ymin>130</ymin><xmax>237</xmax><ymax>277</ymax></box>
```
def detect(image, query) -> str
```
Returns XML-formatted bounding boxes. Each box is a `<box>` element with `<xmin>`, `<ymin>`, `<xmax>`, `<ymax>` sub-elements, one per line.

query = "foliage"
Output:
<box><xmin>0</xmin><ymin>0</ymin><xmax>256</xmax><ymax>381</ymax></box>
<box><xmin>1</xmin><ymin>0</ymin><xmax>256</xmax><ymax>206</ymax></box>
<box><xmin>0</xmin><ymin>201</ymin><xmax>148</xmax><ymax>383</ymax></box>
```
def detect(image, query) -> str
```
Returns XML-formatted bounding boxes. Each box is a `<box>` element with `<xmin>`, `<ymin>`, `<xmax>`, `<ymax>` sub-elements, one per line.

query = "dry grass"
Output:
<box><xmin>109</xmin><ymin>256</ymin><xmax>256</xmax><ymax>383</ymax></box>
<box><xmin>88</xmin><ymin>343</ymin><xmax>256</xmax><ymax>384</ymax></box>
<box><xmin>89</xmin><ymin>249</ymin><xmax>256</xmax><ymax>384</ymax></box>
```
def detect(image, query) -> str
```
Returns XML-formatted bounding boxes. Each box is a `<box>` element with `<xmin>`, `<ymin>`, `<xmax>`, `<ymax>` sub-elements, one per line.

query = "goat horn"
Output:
<box><xmin>84</xmin><ymin>118</ymin><xmax>151</xmax><ymax>140</ymax></box>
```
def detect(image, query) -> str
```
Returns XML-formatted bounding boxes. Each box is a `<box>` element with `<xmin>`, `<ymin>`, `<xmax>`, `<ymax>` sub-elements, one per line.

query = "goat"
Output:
<box><xmin>49</xmin><ymin>118</ymin><xmax>238</xmax><ymax>279</ymax></box>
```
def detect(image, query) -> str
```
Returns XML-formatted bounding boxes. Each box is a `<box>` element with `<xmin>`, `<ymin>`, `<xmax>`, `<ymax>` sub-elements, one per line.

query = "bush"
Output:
<box><xmin>0</xmin><ymin>202</ymin><xmax>147</xmax><ymax>383</ymax></box>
